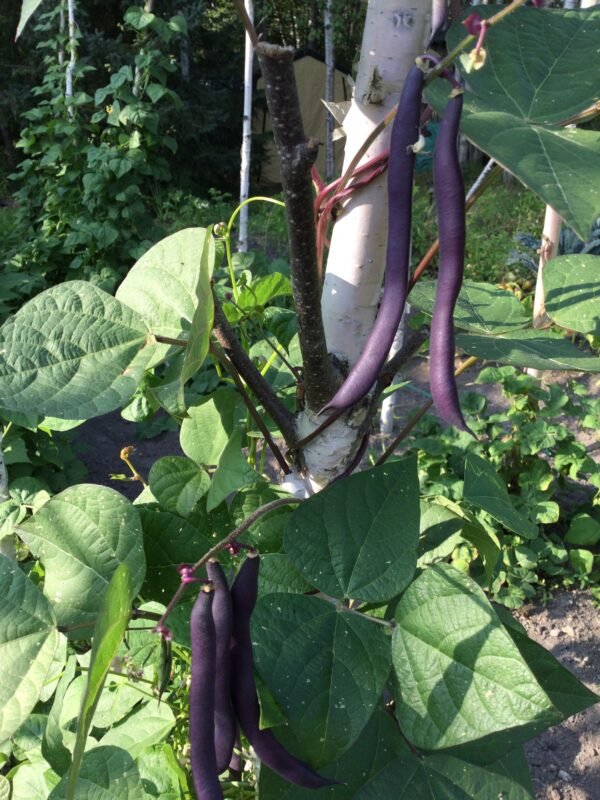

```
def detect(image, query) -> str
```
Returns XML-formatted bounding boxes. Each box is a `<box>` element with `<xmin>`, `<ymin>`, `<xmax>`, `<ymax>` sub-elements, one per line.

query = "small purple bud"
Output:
<box><xmin>463</xmin><ymin>12</ymin><xmax>483</xmax><ymax>35</ymax></box>
<box><xmin>225</xmin><ymin>292</ymin><xmax>233</xmax><ymax>301</ymax></box>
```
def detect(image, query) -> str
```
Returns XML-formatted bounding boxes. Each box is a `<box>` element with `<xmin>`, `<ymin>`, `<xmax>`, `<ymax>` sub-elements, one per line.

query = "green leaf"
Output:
<box><xmin>258</xmin><ymin>553</ymin><xmax>313</xmax><ymax>594</ymax></box>
<box><xmin>0</xmin><ymin>282</ymin><xmax>155</xmax><ymax>420</ymax></box>
<box><xmin>230</xmin><ymin>485</ymin><xmax>294</xmax><ymax>552</ymax></box>
<box><xmin>565</xmin><ymin>513</ymin><xmax>600</xmax><ymax>546</ymax></box>
<box><xmin>543</xmin><ymin>254</ymin><xmax>600</xmax><ymax>336</ymax></box>
<box><xmin>258</xmin><ymin>709</ymin><xmax>409</xmax><ymax>799</ymax></box>
<box><xmin>355</xmin><ymin>751</ymin><xmax>534</xmax><ymax>799</ymax></box>
<box><xmin>180</xmin><ymin>228</ymin><xmax>215</xmax><ymax>385</ymax></box>
<box><xmin>116</xmin><ymin>228</ymin><xmax>212</xmax><ymax>368</ymax></box>
<box><xmin>456</xmin><ymin>328</ymin><xmax>600</xmax><ymax>372</ymax></box>
<box><xmin>206</xmin><ymin>428</ymin><xmax>259</xmax><ymax>512</ymax></box>
<box><xmin>569</xmin><ymin>548</ymin><xmax>594</xmax><ymax>574</ymax></box>
<box><xmin>148</xmin><ymin>456</ymin><xmax>210</xmax><ymax>518</ymax></box>
<box><xmin>392</xmin><ymin>564</ymin><xmax>556</xmax><ymax>750</ymax></box>
<box><xmin>10</xmin><ymin>761</ymin><xmax>60</xmax><ymax>799</ymax></box>
<box><xmin>0</xmin><ymin>776</ymin><xmax>9</xmax><ymax>799</ymax></box>
<box><xmin>505</xmin><ymin>624</ymin><xmax>598</xmax><ymax>720</ymax></box>
<box><xmin>463</xmin><ymin>453</ymin><xmax>538</xmax><ymax>539</ymax></box>
<box><xmin>139</xmin><ymin>508</ymin><xmax>211</xmax><ymax>602</ymax></box>
<box><xmin>0</xmin><ymin>555</ymin><xmax>61</xmax><ymax>742</ymax></box>
<box><xmin>284</xmin><ymin>457</ymin><xmax>420</xmax><ymax>602</ymax></box>
<box><xmin>418</xmin><ymin>500</ymin><xmax>464</xmax><ymax>568</ymax></box>
<box><xmin>433</xmin><ymin>7</ymin><xmax>600</xmax><ymax>239</ymax></box>
<box><xmin>410</xmin><ymin>281</ymin><xmax>530</xmax><ymax>333</ymax></box>
<box><xmin>180</xmin><ymin>389</ymin><xmax>240</xmax><ymax>467</ymax></box>
<box><xmin>51</xmin><ymin>746</ymin><xmax>141</xmax><ymax>799</ymax></box>
<box><xmin>17</xmin><ymin>485</ymin><xmax>145</xmax><ymax>632</ymax></box>
<box><xmin>42</xmin><ymin>657</ymin><xmax>77</xmax><ymax>776</ymax></box>
<box><xmin>99</xmin><ymin>701</ymin><xmax>175</xmax><ymax>759</ymax></box>
<box><xmin>231</xmin><ymin>273</ymin><xmax>293</xmax><ymax>320</ymax></box>
<box><xmin>253</xmin><ymin>594</ymin><xmax>392</xmax><ymax>766</ymax></box>
<box><xmin>137</xmin><ymin>744</ymin><xmax>186</xmax><ymax>800</ymax></box>
<box><xmin>66</xmin><ymin>565</ymin><xmax>132</xmax><ymax>799</ymax></box>
<box><xmin>16</xmin><ymin>0</ymin><xmax>45</xmax><ymax>38</ymax></box>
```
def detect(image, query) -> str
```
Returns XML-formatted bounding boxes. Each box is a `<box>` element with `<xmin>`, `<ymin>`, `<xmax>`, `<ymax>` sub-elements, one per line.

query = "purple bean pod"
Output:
<box><xmin>429</xmin><ymin>0</ymin><xmax>448</xmax><ymax>46</ymax></box>
<box><xmin>189</xmin><ymin>584</ymin><xmax>224</xmax><ymax>800</ymax></box>
<box><xmin>230</xmin><ymin>554</ymin><xmax>337</xmax><ymax>789</ymax></box>
<box><xmin>322</xmin><ymin>66</ymin><xmax>423</xmax><ymax>415</ymax></box>
<box><xmin>206</xmin><ymin>559</ymin><xmax>237</xmax><ymax>775</ymax></box>
<box><xmin>430</xmin><ymin>90</ymin><xmax>471</xmax><ymax>433</ymax></box>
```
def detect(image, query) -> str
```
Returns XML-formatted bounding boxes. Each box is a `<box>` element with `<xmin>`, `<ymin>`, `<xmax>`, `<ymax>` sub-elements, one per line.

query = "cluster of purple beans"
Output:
<box><xmin>190</xmin><ymin>554</ymin><xmax>336</xmax><ymax>799</ymax></box>
<box><xmin>324</xmin><ymin>66</ymin><xmax>470</xmax><ymax>433</ymax></box>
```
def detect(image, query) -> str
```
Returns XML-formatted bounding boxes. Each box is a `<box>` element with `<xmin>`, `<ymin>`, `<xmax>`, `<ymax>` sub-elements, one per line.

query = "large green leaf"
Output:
<box><xmin>0</xmin><ymin>555</ymin><xmax>61</xmax><ymax>742</ymax></box>
<box><xmin>137</xmin><ymin>744</ymin><xmax>187</xmax><ymax>800</ymax></box>
<box><xmin>392</xmin><ymin>564</ymin><xmax>556</xmax><ymax>750</ymax></box>
<box><xmin>16</xmin><ymin>0</ymin><xmax>45</xmax><ymax>38</ymax></box>
<box><xmin>463</xmin><ymin>453</ymin><xmax>538</xmax><ymax>539</ymax></box>
<box><xmin>284</xmin><ymin>457</ymin><xmax>420</xmax><ymax>603</ymax></box>
<box><xmin>180</xmin><ymin>229</ymin><xmax>215</xmax><ymax>384</ymax></box>
<box><xmin>543</xmin><ymin>254</ymin><xmax>600</xmax><ymax>336</ymax></box>
<box><xmin>0</xmin><ymin>282</ymin><xmax>154</xmax><ymax>420</ymax></box>
<box><xmin>147</xmin><ymin>456</ymin><xmax>210</xmax><ymax>518</ymax></box>
<box><xmin>50</xmin><ymin>746</ymin><xmax>142</xmax><ymax>800</ymax></box>
<box><xmin>252</xmin><ymin>594</ymin><xmax>392</xmax><ymax>766</ymax></box>
<box><xmin>17</xmin><ymin>485</ymin><xmax>145</xmax><ymax>631</ymax></box>
<box><xmin>99</xmin><ymin>700</ymin><xmax>175</xmax><ymax>759</ymax></box>
<box><xmin>258</xmin><ymin>709</ymin><xmax>409</xmax><ymax>799</ymax></box>
<box><xmin>139</xmin><ymin>508</ymin><xmax>211</xmax><ymax>602</ymax></box>
<box><xmin>116</xmin><ymin>228</ymin><xmax>212</xmax><ymax>368</ymax></box>
<box><xmin>410</xmin><ymin>281</ymin><xmax>529</xmax><ymax>333</ymax></box>
<box><xmin>355</xmin><ymin>752</ymin><xmax>534</xmax><ymax>799</ymax></box>
<box><xmin>206</xmin><ymin>428</ymin><xmax>259</xmax><ymax>512</ymax></box>
<box><xmin>179</xmin><ymin>388</ymin><xmax>240</xmax><ymax>467</ymax></box>
<box><xmin>42</xmin><ymin>657</ymin><xmax>77</xmax><ymax>776</ymax></box>
<box><xmin>431</xmin><ymin>7</ymin><xmax>600</xmax><ymax>239</ymax></box>
<box><xmin>456</xmin><ymin>328</ymin><xmax>600</xmax><ymax>371</ymax></box>
<box><xmin>66</xmin><ymin>565</ymin><xmax>132</xmax><ymax>800</ymax></box>
<box><xmin>505</xmin><ymin>625</ymin><xmax>598</xmax><ymax>718</ymax></box>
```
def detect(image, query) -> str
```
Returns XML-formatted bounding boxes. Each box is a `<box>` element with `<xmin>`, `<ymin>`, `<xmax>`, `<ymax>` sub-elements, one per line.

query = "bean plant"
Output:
<box><xmin>0</xmin><ymin>2</ymin><xmax>599</xmax><ymax>799</ymax></box>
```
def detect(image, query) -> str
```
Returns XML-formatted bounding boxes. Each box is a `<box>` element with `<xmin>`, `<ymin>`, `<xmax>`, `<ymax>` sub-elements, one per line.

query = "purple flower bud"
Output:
<box><xmin>463</xmin><ymin>12</ymin><xmax>483</xmax><ymax>35</ymax></box>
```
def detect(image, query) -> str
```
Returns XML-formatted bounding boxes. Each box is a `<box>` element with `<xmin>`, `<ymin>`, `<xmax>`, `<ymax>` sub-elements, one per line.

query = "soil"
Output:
<box><xmin>72</xmin><ymin>367</ymin><xmax>600</xmax><ymax>799</ymax></box>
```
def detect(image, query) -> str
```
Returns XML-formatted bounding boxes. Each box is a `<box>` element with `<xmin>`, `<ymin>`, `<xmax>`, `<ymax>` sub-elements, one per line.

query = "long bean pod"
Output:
<box><xmin>190</xmin><ymin>584</ymin><xmax>223</xmax><ymax>800</ymax></box>
<box><xmin>323</xmin><ymin>65</ymin><xmax>423</xmax><ymax>414</ymax></box>
<box><xmin>230</xmin><ymin>554</ymin><xmax>336</xmax><ymax>789</ymax></box>
<box><xmin>430</xmin><ymin>90</ymin><xmax>471</xmax><ymax>432</ymax></box>
<box><xmin>206</xmin><ymin>559</ymin><xmax>237</xmax><ymax>775</ymax></box>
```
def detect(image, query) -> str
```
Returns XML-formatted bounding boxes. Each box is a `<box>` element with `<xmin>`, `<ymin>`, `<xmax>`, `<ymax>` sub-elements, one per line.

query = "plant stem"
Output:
<box><xmin>375</xmin><ymin>355</ymin><xmax>478</xmax><ymax>465</ymax></box>
<box><xmin>155</xmin><ymin>496</ymin><xmax>303</xmax><ymax>630</ymax></box>
<box><xmin>210</xmin><ymin>343</ymin><xmax>291</xmax><ymax>474</ymax></box>
<box><xmin>152</xmin><ymin>334</ymin><xmax>188</xmax><ymax>347</ymax></box>
<box><xmin>212</xmin><ymin>296</ymin><xmax>297</xmax><ymax>445</ymax></box>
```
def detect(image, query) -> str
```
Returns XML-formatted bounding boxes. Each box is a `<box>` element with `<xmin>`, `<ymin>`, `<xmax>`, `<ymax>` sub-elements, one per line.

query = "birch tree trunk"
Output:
<box><xmin>294</xmin><ymin>0</ymin><xmax>432</xmax><ymax>486</ymax></box>
<box><xmin>65</xmin><ymin>0</ymin><xmax>77</xmax><ymax>118</ymax></box>
<box><xmin>238</xmin><ymin>0</ymin><xmax>254</xmax><ymax>253</ymax></box>
<box><xmin>321</xmin><ymin>0</ymin><xmax>431</xmax><ymax>367</ymax></box>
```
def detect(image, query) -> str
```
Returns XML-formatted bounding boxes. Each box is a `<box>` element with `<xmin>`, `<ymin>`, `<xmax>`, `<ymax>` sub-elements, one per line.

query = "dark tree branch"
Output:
<box><xmin>212</xmin><ymin>296</ymin><xmax>298</xmax><ymax>446</ymax></box>
<box><xmin>256</xmin><ymin>42</ymin><xmax>339</xmax><ymax>411</ymax></box>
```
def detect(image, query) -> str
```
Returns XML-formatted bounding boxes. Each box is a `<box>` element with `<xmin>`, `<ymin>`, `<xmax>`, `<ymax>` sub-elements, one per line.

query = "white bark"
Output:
<box><xmin>324</xmin><ymin>0</ymin><xmax>335</xmax><ymax>182</ymax></box>
<box><xmin>238</xmin><ymin>0</ymin><xmax>254</xmax><ymax>253</ymax></box>
<box><xmin>321</xmin><ymin>0</ymin><xmax>431</xmax><ymax>367</ymax></box>
<box><xmin>65</xmin><ymin>0</ymin><xmax>76</xmax><ymax>118</ymax></box>
<box><xmin>532</xmin><ymin>205</ymin><xmax>561</xmax><ymax>329</ymax></box>
<box><xmin>379</xmin><ymin>319</ymin><xmax>407</xmax><ymax>435</ymax></box>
